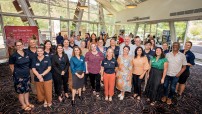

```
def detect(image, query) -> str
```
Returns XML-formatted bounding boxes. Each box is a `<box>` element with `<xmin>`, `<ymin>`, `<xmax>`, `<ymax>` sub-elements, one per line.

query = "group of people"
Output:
<box><xmin>8</xmin><ymin>32</ymin><xmax>195</xmax><ymax>111</ymax></box>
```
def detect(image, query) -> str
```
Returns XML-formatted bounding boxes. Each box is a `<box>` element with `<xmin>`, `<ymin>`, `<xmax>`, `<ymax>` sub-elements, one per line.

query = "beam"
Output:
<box><xmin>169</xmin><ymin>21</ymin><xmax>177</xmax><ymax>43</ymax></box>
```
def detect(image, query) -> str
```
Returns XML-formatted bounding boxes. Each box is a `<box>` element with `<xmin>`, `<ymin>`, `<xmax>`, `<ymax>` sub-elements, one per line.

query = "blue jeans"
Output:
<box><xmin>163</xmin><ymin>75</ymin><xmax>179</xmax><ymax>99</ymax></box>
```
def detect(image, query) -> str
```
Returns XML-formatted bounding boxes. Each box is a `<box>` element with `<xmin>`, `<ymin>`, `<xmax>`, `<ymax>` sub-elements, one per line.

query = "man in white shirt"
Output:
<box><xmin>119</xmin><ymin>36</ymin><xmax>136</xmax><ymax>56</ymax></box>
<box><xmin>162</xmin><ymin>42</ymin><xmax>187</xmax><ymax>105</ymax></box>
<box><xmin>75</xmin><ymin>35</ymin><xmax>81</xmax><ymax>47</ymax></box>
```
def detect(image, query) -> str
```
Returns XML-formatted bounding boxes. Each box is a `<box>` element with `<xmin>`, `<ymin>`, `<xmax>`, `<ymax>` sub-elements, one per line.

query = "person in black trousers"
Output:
<box><xmin>52</xmin><ymin>44</ymin><xmax>70</xmax><ymax>102</ymax></box>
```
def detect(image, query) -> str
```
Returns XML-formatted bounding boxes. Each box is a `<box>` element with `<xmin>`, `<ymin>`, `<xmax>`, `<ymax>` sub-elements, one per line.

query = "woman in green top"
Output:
<box><xmin>145</xmin><ymin>47</ymin><xmax>168</xmax><ymax>105</ymax></box>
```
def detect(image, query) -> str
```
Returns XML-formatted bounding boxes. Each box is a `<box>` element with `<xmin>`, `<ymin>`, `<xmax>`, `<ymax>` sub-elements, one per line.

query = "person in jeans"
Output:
<box><xmin>162</xmin><ymin>42</ymin><xmax>187</xmax><ymax>105</ymax></box>
<box><xmin>100</xmin><ymin>48</ymin><xmax>118</xmax><ymax>101</ymax></box>
<box><xmin>85</xmin><ymin>43</ymin><xmax>104</xmax><ymax>98</ymax></box>
<box><xmin>132</xmin><ymin>46</ymin><xmax>150</xmax><ymax>100</ymax></box>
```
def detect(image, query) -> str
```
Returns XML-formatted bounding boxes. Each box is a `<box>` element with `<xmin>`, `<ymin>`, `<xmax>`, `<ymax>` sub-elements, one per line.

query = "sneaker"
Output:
<box><xmin>161</xmin><ymin>96</ymin><xmax>167</xmax><ymax>102</ymax></box>
<box><xmin>105</xmin><ymin>96</ymin><xmax>108</xmax><ymax>101</ymax></box>
<box><xmin>109</xmin><ymin>97</ymin><xmax>112</xmax><ymax>101</ymax></box>
<box><xmin>119</xmin><ymin>95</ymin><xmax>124</xmax><ymax>100</ymax></box>
<box><xmin>166</xmin><ymin>98</ymin><xmax>172</xmax><ymax>105</ymax></box>
<box><xmin>118</xmin><ymin>93</ymin><xmax>122</xmax><ymax>98</ymax></box>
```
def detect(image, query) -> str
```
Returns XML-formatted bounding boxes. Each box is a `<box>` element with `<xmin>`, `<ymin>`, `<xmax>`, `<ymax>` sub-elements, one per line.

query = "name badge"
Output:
<box><xmin>26</xmin><ymin>56</ymin><xmax>29</xmax><ymax>58</ymax></box>
<box><xmin>104</xmin><ymin>62</ymin><xmax>107</xmax><ymax>64</ymax></box>
<box><xmin>44</xmin><ymin>61</ymin><xmax>48</xmax><ymax>63</ymax></box>
<box><xmin>18</xmin><ymin>57</ymin><xmax>22</xmax><ymax>59</ymax></box>
<box><xmin>36</xmin><ymin>63</ymin><xmax>40</xmax><ymax>66</ymax></box>
<box><xmin>80</xmin><ymin>59</ymin><xmax>83</xmax><ymax>62</ymax></box>
<box><xmin>45</xmin><ymin>54</ymin><xmax>49</xmax><ymax>57</ymax></box>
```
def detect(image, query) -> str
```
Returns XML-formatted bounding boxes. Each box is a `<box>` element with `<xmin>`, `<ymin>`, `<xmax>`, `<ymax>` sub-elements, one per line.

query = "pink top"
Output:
<box><xmin>132</xmin><ymin>56</ymin><xmax>150</xmax><ymax>75</ymax></box>
<box><xmin>85</xmin><ymin>51</ymin><xmax>104</xmax><ymax>74</ymax></box>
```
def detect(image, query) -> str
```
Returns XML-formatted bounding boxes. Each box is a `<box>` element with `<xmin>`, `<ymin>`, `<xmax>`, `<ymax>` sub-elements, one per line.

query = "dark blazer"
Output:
<box><xmin>52</xmin><ymin>54</ymin><xmax>69</xmax><ymax>76</ymax></box>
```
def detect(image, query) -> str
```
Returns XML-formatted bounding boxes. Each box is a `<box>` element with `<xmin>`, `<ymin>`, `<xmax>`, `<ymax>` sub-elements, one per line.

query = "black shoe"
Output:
<box><xmin>71</xmin><ymin>100</ymin><xmax>75</xmax><ymax>106</ymax></box>
<box><xmin>78</xmin><ymin>96</ymin><xmax>83</xmax><ymax>101</ymax></box>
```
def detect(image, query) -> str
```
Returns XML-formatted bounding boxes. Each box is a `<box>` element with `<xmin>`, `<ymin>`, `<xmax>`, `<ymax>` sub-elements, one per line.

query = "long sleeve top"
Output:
<box><xmin>70</xmin><ymin>56</ymin><xmax>86</xmax><ymax>74</ymax></box>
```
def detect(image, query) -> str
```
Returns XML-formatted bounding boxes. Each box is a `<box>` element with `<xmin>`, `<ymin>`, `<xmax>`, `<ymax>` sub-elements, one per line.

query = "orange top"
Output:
<box><xmin>132</xmin><ymin>56</ymin><xmax>150</xmax><ymax>75</ymax></box>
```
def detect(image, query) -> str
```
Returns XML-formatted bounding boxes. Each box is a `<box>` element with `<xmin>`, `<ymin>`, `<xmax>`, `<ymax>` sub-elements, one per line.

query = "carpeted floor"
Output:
<box><xmin>0</xmin><ymin>63</ymin><xmax>202</xmax><ymax>114</ymax></box>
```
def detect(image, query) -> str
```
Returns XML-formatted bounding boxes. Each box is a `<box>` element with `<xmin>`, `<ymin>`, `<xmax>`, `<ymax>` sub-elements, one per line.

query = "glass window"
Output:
<box><xmin>50</xmin><ymin>6</ymin><xmax>68</xmax><ymax>18</ymax></box>
<box><xmin>90</xmin><ymin>13</ymin><xmax>98</xmax><ymax>22</ymax></box>
<box><xmin>35</xmin><ymin>19</ymin><xmax>49</xmax><ymax>30</ymax></box>
<box><xmin>3</xmin><ymin>16</ymin><xmax>29</xmax><ymax>26</ymax></box>
<box><xmin>175</xmin><ymin>21</ymin><xmax>187</xmax><ymax>43</ymax></box>
<box><xmin>30</xmin><ymin>2</ymin><xmax>49</xmax><ymax>16</ymax></box>
<box><xmin>156</xmin><ymin>22</ymin><xmax>170</xmax><ymax>38</ymax></box>
<box><xmin>0</xmin><ymin>0</ymin><xmax>19</xmax><ymax>13</ymax></box>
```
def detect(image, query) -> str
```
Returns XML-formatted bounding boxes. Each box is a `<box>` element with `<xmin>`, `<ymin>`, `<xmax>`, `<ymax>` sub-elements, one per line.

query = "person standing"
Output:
<box><xmin>97</xmin><ymin>39</ymin><xmax>107</xmax><ymax>57</ymax></box>
<box><xmin>25</xmin><ymin>38</ymin><xmax>38</xmax><ymax>95</ymax></box>
<box><xmin>69</xmin><ymin>37</ymin><xmax>78</xmax><ymax>49</ymax></box>
<box><xmin>162</xmin><ymin>42</ymin><xmax>170</xmax><ymax>54</ymax></box>
<box><xmin>161</xmin><ymin>42</ymin><xmax>187</xmax><ymax>105</ymax></box>
<box><xmin>119</xmin><ymin>36</ymin><xmax>136</xmax><ymax>56</ymax></box>
<box><xmin>144</xmin><ymin>41</ymin><xmax>155</xmax><ymax>62</ymax></box>
<box><xmin>87</xmin><ymin>33</ymin><xmax>97</xmax><ymax>49</ymax></box>
<box><xmin>75</xmin><ymin>35</ymin><xmax>81</xmax><ymax>47</ymax></box>
<box><xmin>32</xmin><ymin>47</ymin><xmax>52</xmax><ymax>108</ymax></box>
<box><xmin>52</xmin><ymin>44</ymin><xmax>70</xmax><ymax>102</ymax></box>
<box><xmin>108</xmin><ymin>38</ymin><xmax>120</xmax><ymax>60</ymax></box>
<box><xmin>56</xmin><ymin>32</ymin><xmax>64</xmax><ymax>45</ymax></box>
<box><xmin>44</xmin><ymin>40</ymin><xmax>54</xmax><ymax>60</ymax></box>
<box><xmin>63</xmin><ymin>39</ymin><xmax>73</xmax><ymax>61</ymax></box>
<box><xmin>116</xmin><ymin>46</ymin><xmax>133</xmax><ymax>100</ymax></box>
<box><xmin>85</xmin><ymin>43</ymin><xmax>104</xmax><ymax>98</ymax></box>
<box><xmin>7</xmin><ymin>33</ymin><xmax>16</xmax><ymax>56</ymax></box>
<box><xmin>100</xmin><ymin>48</ymin><xmax>118</xmax><ymax>101</ymax></box>
<box><xmin>132</xmin><ymin>47</ymin><xmax>150</xmax><ymax>100</ymax></box>
<box><xmin>70</xmin><ymin>46</ymin><xmax>86</xmax><ymax>106</ymax></box>
<box><xmin>145</xmin><ymin>47</ymin><xmax>168</xmax><ymax>105</ymax></box>
<box><xmin>80</xmin><ymin>41</ymin><xmax>89</xmax><ymax>91</ymax></box>
<box><xmin>176</xmin><ymin>41</ymin><xmax>195</xmax><ymax>99</ymax></box>
<box><xmin>84</xmin><ymin>33</ymin><xmax>90</xmax><ymax>48</ymax></box>
<box><xmin>9</xmin><ymin>40</ymin><xmax>34</xmax><ymax>111</ymax></box>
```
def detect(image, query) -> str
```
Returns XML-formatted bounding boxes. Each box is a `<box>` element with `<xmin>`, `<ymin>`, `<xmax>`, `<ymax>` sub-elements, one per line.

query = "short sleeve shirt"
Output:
<box><xmin>32</xmin><ymin>56</ymin><xmax>52</xmax><ymax>82</ymax></box>
<box><xmin>166</xmin><ymin>51</ymin><xmax>187</xmax><ymax>76</ymax></box>
<box><xmin>24</xmin><ymin>48</ymin><xmax>37</xmax><ymax>68</ymax></box>
<box><xmin>9</xmin><ymin>51</ymin><xmax>30</xmax><ymax>78</ymax></box>
<box><xmin>101</xmin><ymin>58</ymin><xmax>118</xmax><ymax>74</ymax></box>
<box><xmin>85</xmin><ymin>51</ymin><xmax>104</xmax><ymax>74</ymax></box>
<box><xmin>180</xmin><ymin>50</ymin><xmax>195</xmax><ymax>71</ymax></box>
<box><xmin>151</xmin><ymin>57</ymin><xmax>168</xmax><ymax>70</ymax></box>
<box><xmin>144</xmin><ymin>50</ymin><xmax>155</xmax><ymax>62</ymax></box>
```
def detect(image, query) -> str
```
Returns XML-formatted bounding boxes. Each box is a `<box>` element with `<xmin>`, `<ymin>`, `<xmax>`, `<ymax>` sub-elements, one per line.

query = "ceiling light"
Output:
<box><xmin>126</xmin><ymin>4</ymin><xmax>137</xmax><ymax>8</ymax></box>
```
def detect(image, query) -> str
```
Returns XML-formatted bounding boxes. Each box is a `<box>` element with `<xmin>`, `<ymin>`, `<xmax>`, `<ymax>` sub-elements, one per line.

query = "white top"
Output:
<box><xmin>75</xmin><ymin>40</ymin><xmax>81</xmax><ymax>47</ymax></box>
<box><xmin>64</xmin><ymin>47</ymin><xmax>73</xmax><ymax>61</ymax></box>
<box><xmin>166</xmin><ymin>51</ymin><xmax>187</xmax><ymax>76</ymax></box>
<box><xmin>105</xmin><ymin>38</ymin><xmax>111</xmax><ymax>47</ymax></box>
<box><xmin>119</xmin><ymin>43</ymin><xmax>136</xmax><ymax>56</ymax></box>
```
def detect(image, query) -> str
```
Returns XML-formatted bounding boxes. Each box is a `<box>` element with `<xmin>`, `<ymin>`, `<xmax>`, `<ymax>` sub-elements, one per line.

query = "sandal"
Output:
<box><xmin>137</xmin><ymin>96</ymin><xmax>141</xmax><ymax>100</ymax></box>
<box><xmin>27</xmin><ymin>104</ymin><xmax>34</xmax><ymax>108</ymax></box>
<box><xmin>22</xmin><ymin>106</ymin><xmax>31</xmax><ymax>111</ymax></box>
<box><xmin>150</xmin><ymin>101</ymin><xmax>156</xmax><ymax>106</ymax></box>
<box><xmin>133</xmin><ymin>94</ymin><xmax>138</xmax><ymax>99</ymax></box>
<box><xmin>44</xmin><ymin>103</ymin><xmax>48</xmax><ymax>107</ymax></box>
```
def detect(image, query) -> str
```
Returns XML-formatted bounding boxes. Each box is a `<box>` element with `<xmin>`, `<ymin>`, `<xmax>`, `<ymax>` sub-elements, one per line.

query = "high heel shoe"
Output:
<box><xmin>71</xmin><ymin>100</ymin><xmax>75</xmax><ymax>106</ymax></box>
